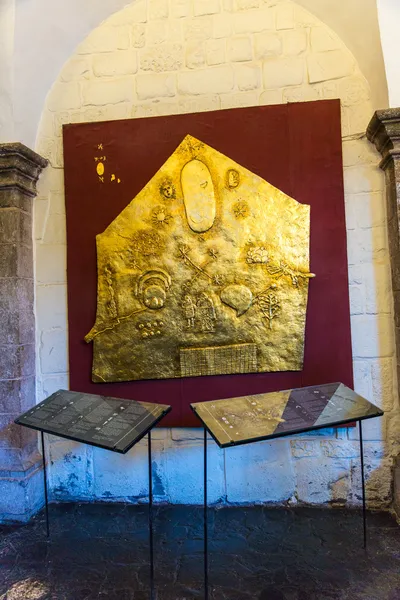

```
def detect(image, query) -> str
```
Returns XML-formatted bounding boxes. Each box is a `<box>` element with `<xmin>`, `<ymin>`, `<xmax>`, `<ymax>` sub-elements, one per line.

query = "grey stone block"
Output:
<box><xmin>0</xmin><ymin>447</ymin><xmax>23</xmax><ymax>469</ymax></box>
<box><xmin>0</xmin><ymin>416</ymin><xmax>37</xmax><ymax>465</ymax></box>
<box><xmin>0</xmin><ymin>415</ymin><xmax>22</xmax><ymax>449</ymax></box>
<box><xmin>0</xmin><ymin>377</ymin><xmax>36</xmax><ymax>414</ymax></box>
<box><xmin>0</xmin><ymin>344</ymin><xmax>35</xmax><ymax>379</ymax></box>
<box><xmin>0</xmin><ymin>278</ymin><xmax>34</xmax><ymax>344</ymax></box>
<box><xmin>0</xmin><ymin>188</ymin><xmax>33</xmax><ymax>213</ymax></box>
<box><xmin>0</xmin><ymin>143</ymin><xmax>48</xmax><ymax>199</ymax></box>
<box><xmin>0</xmin><ymin>243</ymin><xmax>33</xmax><ymax>279</ymax></box>
<box><xmin>0</xmin><ymin>463</ymin><xmax>44</xmax><ymax>523</ymax></box>
<box><xmin>0</xmin><ymin>208</ymin><xmax>32</xmax><ymax>246</ymax></box>
<box><xmin>20</xmin><ymin>377</ymin><xmax>37</xmax><ymax>413</ymax></box>
<box><xmin>0</xmin><ymin>439</ymin><xmax>40</xmax><ymax>471</ymax></box>
<box><xmin>20</xmin><ymin>430</ymin><xmax>40</xmax><ymax>466</ymax></box>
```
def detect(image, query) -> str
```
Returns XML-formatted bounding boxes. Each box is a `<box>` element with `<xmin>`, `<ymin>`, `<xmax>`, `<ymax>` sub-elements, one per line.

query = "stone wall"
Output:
<box><xmin>8</xmin><ymin>0</ymin><xmax>388</xmax><ymax>149</ymax></box>
<box><xmin>33</xmin><ymin>0</ymin><xmax>400</xmax><ymax>507</ymax></box>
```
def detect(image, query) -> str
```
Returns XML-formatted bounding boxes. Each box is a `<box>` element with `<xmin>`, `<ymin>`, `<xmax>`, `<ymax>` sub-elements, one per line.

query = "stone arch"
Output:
<box><xmin>34</xmin><ymin>0</ymin><xmax>397</xmax><ymax>507</ymax></box>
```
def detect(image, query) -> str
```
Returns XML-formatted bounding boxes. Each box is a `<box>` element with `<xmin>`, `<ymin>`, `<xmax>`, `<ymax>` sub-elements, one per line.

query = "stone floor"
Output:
<box><xmin>0</xmin><ymin>504</ymin><xmax>399</xmax><ymax>600</ymax></box>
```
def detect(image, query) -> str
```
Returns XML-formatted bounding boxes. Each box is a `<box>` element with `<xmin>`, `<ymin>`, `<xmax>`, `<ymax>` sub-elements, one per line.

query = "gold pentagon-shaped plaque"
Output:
<box><xmin>85</xmin><ymin>135</ymin><xmax>315</xmax><ymax>382</ymax></box>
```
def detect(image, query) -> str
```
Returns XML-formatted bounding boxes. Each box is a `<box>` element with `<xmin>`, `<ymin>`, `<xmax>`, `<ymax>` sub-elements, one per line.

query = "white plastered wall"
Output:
<box><xmin>377</xmin><ymin>0</ymin><xmax>400</xmax><ymax>107</ymax></box>
<box><xmin>0</xmin><ymin>0</ymin><xmax>15</xmax><ymax>141</ymax></box>
<box><xmin>33</xmin><ymin>0</ymin><xmax>400</xmax><ymax>506</ymax></box>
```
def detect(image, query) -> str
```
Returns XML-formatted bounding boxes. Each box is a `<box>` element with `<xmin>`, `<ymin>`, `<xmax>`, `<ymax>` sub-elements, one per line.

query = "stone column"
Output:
<box><xmin>0</xmin><ymin>143</ymin><xmax>47</xmax><ymax>522</ymax></box>
<box><xmin>367</xmin><ymin>109</ymin><xmax>400</xmax><ymax>517</ymax></box>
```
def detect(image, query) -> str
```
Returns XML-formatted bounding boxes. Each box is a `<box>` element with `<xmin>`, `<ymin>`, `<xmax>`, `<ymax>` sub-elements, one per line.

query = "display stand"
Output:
<box><xmin>15</xmin><ymin>389</ymin><xmax>171</xmax><ymax>599</ymax></box>
<box><xmin>191</xmin><ymin>382</ymin><xmax>384</xmax><ymax>600</ymax></box>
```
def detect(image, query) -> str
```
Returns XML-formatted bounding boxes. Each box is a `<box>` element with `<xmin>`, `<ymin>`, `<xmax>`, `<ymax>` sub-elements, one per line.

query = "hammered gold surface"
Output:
<box><xmin>85</xmin><ymin>135</ymin><xmax>314</xmax><ymax>382</ymax></box>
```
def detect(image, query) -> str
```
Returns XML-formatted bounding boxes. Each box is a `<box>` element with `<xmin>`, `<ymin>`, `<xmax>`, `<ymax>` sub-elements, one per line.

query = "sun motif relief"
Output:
<box><xmin>152</xmin><ymin>206</ymin><xmax>172</xmax><ymax>226</ymax></box>
<box><xmin>233</xmin><ymin>200</ymin><xmax>250</xmax><ymax>219</ymax></box>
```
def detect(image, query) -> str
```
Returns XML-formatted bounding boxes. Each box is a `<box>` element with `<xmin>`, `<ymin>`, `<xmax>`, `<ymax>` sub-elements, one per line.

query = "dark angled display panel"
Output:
<box><xmin>191</xmin><ymin>383</ymin><xmax>383</xmax><ymax>448</ymax></box>
<box><xmin>15</xmin><ymin>390</ymin><xmax>171</xmax><ymax>453</ymax></box>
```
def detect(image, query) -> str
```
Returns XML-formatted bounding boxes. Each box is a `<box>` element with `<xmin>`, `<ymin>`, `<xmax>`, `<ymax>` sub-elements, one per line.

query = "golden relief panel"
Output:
<box><xmin>85</xmin><ymin>135</ymin><xmax>315</xmax><ymax>382</ymax></box>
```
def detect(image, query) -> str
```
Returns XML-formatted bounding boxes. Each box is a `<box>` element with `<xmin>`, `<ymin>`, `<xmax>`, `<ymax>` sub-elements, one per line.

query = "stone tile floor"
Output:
<box><xmin>0</xmin><ymin>504</ymin><xmax>399</xmax><ymax>599</ymax></box>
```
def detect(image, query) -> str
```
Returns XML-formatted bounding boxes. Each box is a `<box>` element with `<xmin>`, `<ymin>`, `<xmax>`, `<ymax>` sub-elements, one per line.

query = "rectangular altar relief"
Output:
<box><xmin>63</xmin><ymin>100</ymin><xmax>353</xmax><ymax>427</ymax></box>
<box><xmin>180</xmin><ymin>343</ymin><xmax>258</xmax><ymax>377</ymax></box>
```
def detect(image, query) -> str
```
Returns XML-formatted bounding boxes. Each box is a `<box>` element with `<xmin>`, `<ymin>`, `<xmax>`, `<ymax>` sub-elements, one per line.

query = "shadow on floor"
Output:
<box><xmin>0</xmin><ymin>504</ymin><xmax>399</xmax><ymax>599</ymax></box>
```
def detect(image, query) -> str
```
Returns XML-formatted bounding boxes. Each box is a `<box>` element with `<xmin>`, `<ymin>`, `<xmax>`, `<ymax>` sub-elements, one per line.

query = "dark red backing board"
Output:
<box><xmin>63</xmin><ymin>100</ymin><xmax>353</xmax><ymax>427</ymax></box>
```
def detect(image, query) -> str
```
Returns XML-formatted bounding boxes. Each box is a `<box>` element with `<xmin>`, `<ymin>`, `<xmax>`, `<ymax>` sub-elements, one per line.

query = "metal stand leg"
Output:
<box><xmin>40</xmin><ymin>431</ymin><xmax>50</xmax><ymax>538</ymax></box>
<box><xmin>148</xmin><ymin>431</ymin><xmax>155</xmax><ymax>599</ymax></box>
<box><xmin>204</xmin><ymin>428</ymin><xmax>208</xmax><ymax>600</ymax></box>
<box><xmin>359</xmin><ymin>420</ymin><xmax>367</xmax><ymax>549</ymax></box>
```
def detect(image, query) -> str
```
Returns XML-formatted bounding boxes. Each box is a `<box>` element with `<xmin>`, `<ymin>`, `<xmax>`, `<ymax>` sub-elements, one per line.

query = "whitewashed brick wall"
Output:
<box><xmin>34</xmin><ymin>0</ymin><xmax>400</xmax><ymax>507</ymax></box>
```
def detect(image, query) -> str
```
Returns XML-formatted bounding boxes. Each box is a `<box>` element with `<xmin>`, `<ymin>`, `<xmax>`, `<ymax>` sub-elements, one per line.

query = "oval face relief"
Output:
<box><xmin>181</xmin><ymin>159</ymin><xmax>216</xmax><ymax>233</ymax></box>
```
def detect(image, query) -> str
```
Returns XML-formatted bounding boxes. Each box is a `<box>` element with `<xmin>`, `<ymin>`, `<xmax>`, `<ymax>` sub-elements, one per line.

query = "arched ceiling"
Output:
<box><xmin>8</xmin><ymin>0</ymin><xmax>388</xmax><ymax>147</ymax></box>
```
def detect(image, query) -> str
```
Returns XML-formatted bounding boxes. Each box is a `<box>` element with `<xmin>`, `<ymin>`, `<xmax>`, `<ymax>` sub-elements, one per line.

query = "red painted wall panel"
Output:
<box><xmin>63</xmin><ymin>100</ymin><xmax>353</xmax><ymax>427</ymax></box>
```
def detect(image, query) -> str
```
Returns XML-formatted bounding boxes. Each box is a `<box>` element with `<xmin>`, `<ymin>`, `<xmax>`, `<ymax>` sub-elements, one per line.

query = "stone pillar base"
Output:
<box><xmin>0</xmin><ymin>459</ymin><xmax>44</xmax><ymax>523</ymax></box>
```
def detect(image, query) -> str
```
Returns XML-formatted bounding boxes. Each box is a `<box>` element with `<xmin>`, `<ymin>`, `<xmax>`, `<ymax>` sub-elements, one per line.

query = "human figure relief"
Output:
<box><xmin>196</xmin><ymin>292</ymin><xmax>217</xmax><ymax>332</ymax></box>
<box><xmin>182</xmin><ymin>295</ymin><xmax>196</xmax><ymax>329</ymax></box>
